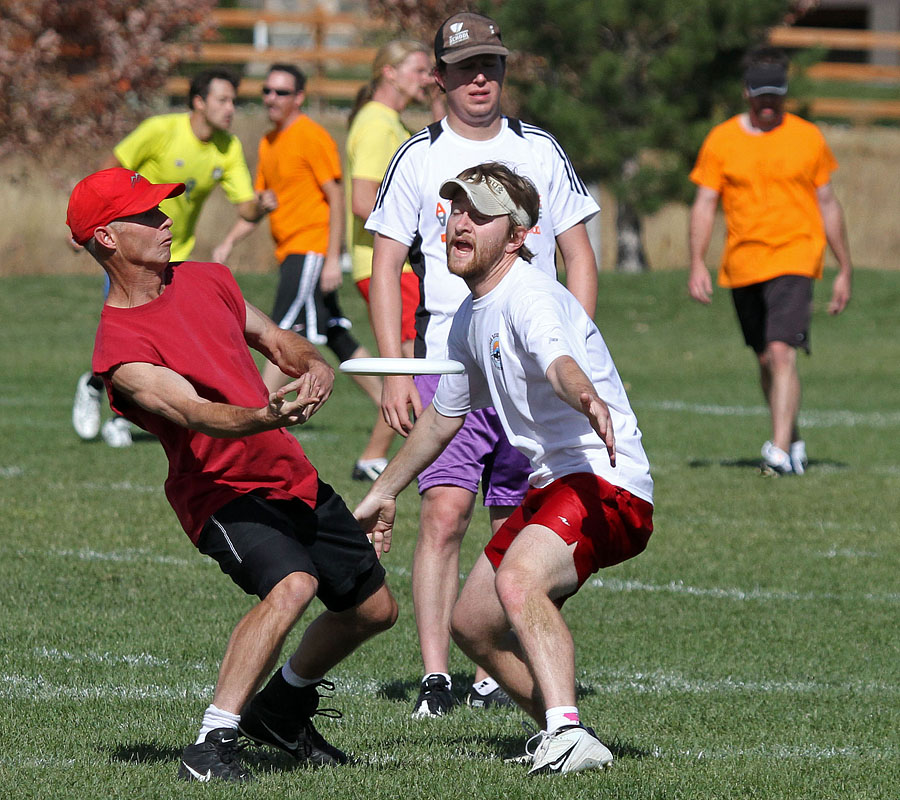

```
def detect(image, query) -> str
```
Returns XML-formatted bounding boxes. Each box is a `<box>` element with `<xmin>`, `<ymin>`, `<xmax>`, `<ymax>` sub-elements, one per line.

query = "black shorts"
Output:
<box><xmin>272</xmin><ymin>253</ymin><xmax>358</xmax><ymax>362</ymax></box>
<box><xmin>731</xmin><ymin>275</ymin><xmax>812</xmax><ymax>355</ymax></box>
<box><xmin>197</xmin><ymin>481</ymin><xmax>385</xmax><ymax>612</ymax></box>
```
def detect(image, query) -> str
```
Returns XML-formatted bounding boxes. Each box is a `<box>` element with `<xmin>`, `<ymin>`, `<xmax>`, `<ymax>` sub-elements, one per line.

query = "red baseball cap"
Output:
<box><xmin>66</xmin><ymin>168</ymin><xmax>184</xmax><ymax>245</ymax></box>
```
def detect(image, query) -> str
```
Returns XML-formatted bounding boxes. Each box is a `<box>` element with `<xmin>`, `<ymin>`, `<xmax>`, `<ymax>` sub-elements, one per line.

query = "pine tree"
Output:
<box><xmin>489</xmin><ymin>0</ymin><xmax>793</xmax><ymax>271</ymax></box>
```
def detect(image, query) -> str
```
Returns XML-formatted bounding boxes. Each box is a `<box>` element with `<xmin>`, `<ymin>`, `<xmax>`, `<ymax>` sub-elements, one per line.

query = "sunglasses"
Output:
<box><xmin>261</xmin><ymin>87</ymin><xmax>295</xmax><ymax>97</ymax></box>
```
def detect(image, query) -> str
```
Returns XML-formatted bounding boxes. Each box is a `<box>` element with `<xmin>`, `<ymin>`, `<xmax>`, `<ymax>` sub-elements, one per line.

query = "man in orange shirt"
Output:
<box><xmin>688</xmin><ymin>47</ymin><xmax>852</xmax><ymax>476</ymax></box>
<box><xmin>216</xmin><ymin>64</ymin><xmax>391</xmax><ymax>480</ymax></box>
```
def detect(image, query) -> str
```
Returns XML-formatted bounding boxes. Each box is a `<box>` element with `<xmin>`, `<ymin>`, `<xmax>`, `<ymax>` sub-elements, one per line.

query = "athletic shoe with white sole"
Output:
<box><xmin>240</xmin><ymin>671</ymin><xmax>348</xmax><ymax>765</ymax></box>
<box><xmin>527</xmin><ymin>725</ymin><xmax>613</xmax><ymax>775</ymax></box>
<box><xmin>412</xmin><ymin>673</ymin><xmax>457</xmax><ymax>718</ymax></box>
<box><xmin>761</xmin><ymin>440</ymin><xmax>794</xmax><ymax>476</ymax></box>
<box><xmin>72</xmin><ymin>372</ymin><xmax>102</xmax><ymax>440</ymax></box>
<box><xmin>101</xmin><ymin>416</ymin><xmax>133</xmax><ymax>448</ymax></box>
<box><xmin>177</xmin><ymin>727</ymin><xmax>253</xmax><ymax>782</ymax></box>
<box><xmin>790</xmin><ymin>440</ymin><xmax>808</xmax><ymax>475</ymax></box>
<box><xmin>352</xmin><ymin>458</ymin><xmax>388</xmax><ymax>481</ymax></box>
<box><xmin>463</xmin><ymin>683</ymin><xmax>513</xmax><ymax>709</ymax></box>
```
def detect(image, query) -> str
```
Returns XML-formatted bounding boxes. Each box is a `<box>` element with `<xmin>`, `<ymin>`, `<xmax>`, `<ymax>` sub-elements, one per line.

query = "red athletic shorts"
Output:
<box><xmin>484</xmin><ymin>473</ymin><xmax>653</xmax><ymax>590</ymax></box>
<box><xmin>355</xmin><ymin>272</ymin><xmax>420</xmax><ymax>343</ymax></box>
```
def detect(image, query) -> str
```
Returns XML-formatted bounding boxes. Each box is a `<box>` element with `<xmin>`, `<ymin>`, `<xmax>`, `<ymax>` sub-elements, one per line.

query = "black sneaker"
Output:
<box><xmin>239</xmin><ymin>670</ymin><xmax>348</xmax><ymax>765</ymax></box>
<box><xmin>412</xmin><ymin>674</ymin><xmax>457</xmax><ymax>718</ymax></box>
<box><xmin>177</xmin><ymin>727</ymin><xmax>253</xmax><ymax>782</ymax></box>
<box><xmin>463</xmin><ymin>684</ymin><xmax>514</xmax><ymax>709</ymax></box>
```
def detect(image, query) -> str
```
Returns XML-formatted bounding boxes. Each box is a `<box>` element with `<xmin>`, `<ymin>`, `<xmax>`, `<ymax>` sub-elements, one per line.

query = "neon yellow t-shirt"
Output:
<box><xmin>114</xmin><ymin>113</ymin><xmax>255</xmax><ymax>260</ymax></box>
<box><xmin>345</xmin><ymin>101</ymin><xmax>413</xmax><ymax>282</ymax></box>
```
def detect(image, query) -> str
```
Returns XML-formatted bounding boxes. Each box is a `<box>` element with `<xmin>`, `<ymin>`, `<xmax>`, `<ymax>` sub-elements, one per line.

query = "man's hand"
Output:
<box><xmin>319</xmin><ymin>254</ymin><xmax>343</xmax><ymax>294</ymax></box>
<box><xmin>263</xmin><ymin>372</ymin><xmax>327</xmax><ymax>426</ymax></box>
<box><xmin>353</xmin><ymin>491</ymin><xmax>397</xmax><ymax>559</ymax></box>
<box><xmin>688</xmin><ymin>263</ymin><xmax>713</xmax><ymax>304</ymax></box>
<box><xmin>828</xmin><ymin>269</ymin><xmax>852</xmax><ymax>315</ymax></box>
<box><xmin>580</xmin><ymin>392</ymin><xmax>616</xmax><ymax>467</ymax></box>
<box><xmin>257</xmin><ymin>189</ymin><xmax>278</xmax><ymax>215</ymax></box>
<box><xmin>381</xmin><ymin>375</ymin><xmax>422</xmax><ymax>436</ymax></box>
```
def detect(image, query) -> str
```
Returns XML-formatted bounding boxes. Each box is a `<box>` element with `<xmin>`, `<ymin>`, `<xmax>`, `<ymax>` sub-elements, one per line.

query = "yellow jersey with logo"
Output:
<box><xmin>114</xmin><ymin>113</ymin><xmax>255</xmax><ymax>260</ymax></box>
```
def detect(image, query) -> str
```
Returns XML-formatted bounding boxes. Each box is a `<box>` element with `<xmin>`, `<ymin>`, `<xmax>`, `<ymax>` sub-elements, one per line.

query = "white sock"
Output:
<box><xmin>545</xmin><ymin>705</ymin><xmax>580</xmax><ymax>734</ymax></box>
<box><xmin>195</xmin><ymin>704</ymin><xmax>240</xmax><ymax>744</ymax></box>
<box><xmin>282</xmin><ymin>661</ymin><xmax>323</xmax><ymax>688</ymax></box>
<box><xmin>472</xmin><ymin>677</ymin><xmax>500</xmax><ymax>696</ymax></box>
<box><xmin>356</xmin><ymin>457</ymin><xmax>388</xmax><ymax>468</ymax></box>
<box><xmin>424</xmin><ymin>672</ymin><xmax>452</xmax><ymax>688</ymax></box>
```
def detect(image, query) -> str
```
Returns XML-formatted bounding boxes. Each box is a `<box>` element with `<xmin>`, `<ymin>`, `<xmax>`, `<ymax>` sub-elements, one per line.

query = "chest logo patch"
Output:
<box><xmin>489</xmin><ymin>333</ymin><xmax>502</xmax><ymax>371</ymax></box>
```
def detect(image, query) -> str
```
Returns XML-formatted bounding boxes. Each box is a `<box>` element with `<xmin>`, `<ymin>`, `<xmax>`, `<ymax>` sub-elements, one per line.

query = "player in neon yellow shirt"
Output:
<box><xmin>108</xmin><ymin>69</ymin><xmax>276</xmax><ymax>259</ymax></box>
<box><xmin>72</xmin><ymin>70</ymin><xmax>277</xmax><ymax>446</ymax></box>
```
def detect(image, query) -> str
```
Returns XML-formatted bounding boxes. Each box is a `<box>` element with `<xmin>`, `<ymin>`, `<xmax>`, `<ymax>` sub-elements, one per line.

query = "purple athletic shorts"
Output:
<box><xmin>415</xmin><ymin>374</ymin><xmax>530</xmax><ymax>506</ymax></box>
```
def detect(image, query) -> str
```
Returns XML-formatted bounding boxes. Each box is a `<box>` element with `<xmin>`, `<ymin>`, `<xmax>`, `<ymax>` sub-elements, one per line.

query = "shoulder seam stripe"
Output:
<box><xmin>520</xmin><ymin>123</ymin><xmax>590</xmax><ymax>196</ymax></box>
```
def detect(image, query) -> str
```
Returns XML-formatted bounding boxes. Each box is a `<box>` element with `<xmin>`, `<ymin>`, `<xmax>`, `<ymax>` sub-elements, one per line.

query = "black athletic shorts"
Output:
<box><xmin>731</xmin><ymin>274</ymin><xmax>812</xmax><ymax>355</ymax></box>
<box><xmin>272</xmin><ymin>254</ymin><xmax>357</xmax><ymax>362</ymax></box>
<box><xmin>197</xmin><ymin>481</ymin><xmax>385</xmax><ymax>612</ymax></box>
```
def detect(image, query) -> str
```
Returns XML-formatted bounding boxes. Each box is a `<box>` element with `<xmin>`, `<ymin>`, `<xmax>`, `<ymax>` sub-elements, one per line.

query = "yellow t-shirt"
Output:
<box><xmin>256</xmin><ymin>115</ymin><xmax>342</xmax><ymax>262</ymax></box>
<box><xmin>690</xmin><ymin>113</ymin><xmax>837</xmax><ymax>288</ymax></box>
<box><xmin>114</xmin><ymin>113</ymin><xmax>255</xmax><ymax>261</ymax></box>
<box><xmin>345</xmin><ymin>101</ymin><xmax>413</xmax><ymax>282</ymax></box>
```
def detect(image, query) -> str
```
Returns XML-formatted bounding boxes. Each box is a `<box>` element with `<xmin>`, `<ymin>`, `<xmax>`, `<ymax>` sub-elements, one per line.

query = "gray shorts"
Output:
<box><xmin>414</xmin><ymin>374</ymin><xmax>529</xmax><ymax>507</ymax></box>
<box><xmin>731</xmin><ymin>275</ymin><xmax>813</xmax><ymax>354</ymax></box>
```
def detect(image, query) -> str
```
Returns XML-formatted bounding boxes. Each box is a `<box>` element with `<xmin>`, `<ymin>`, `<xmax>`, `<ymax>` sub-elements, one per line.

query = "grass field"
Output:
<box><xmin>1</xmin><ymin>269</ymin><xmax>897</xmax><ymax>799</ymax></box>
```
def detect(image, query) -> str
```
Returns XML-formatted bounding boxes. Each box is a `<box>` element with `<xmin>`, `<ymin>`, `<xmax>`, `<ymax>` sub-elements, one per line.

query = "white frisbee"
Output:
<box><xmin>339</xmin><ymin>357</ymin><xmax>465</xmax><ymax>376</ymax></box>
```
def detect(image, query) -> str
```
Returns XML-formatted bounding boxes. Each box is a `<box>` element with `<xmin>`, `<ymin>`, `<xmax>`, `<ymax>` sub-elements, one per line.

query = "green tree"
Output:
<box><xmin>488</xmin><ymin>0</ymin><xmax>795</xmax><ymax>271</ymax></box>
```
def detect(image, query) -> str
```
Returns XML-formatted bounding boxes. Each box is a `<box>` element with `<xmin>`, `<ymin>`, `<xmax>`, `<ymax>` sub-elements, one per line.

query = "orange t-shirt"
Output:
<box><xmin>256</xmin><ymin>115</ymin><xmax>342</xmax><ymax>261</ymax></box>
<box><xmin>690</xmin><ymin>113</ymin><xmax>837</xmax><ymax>289</ymax></box>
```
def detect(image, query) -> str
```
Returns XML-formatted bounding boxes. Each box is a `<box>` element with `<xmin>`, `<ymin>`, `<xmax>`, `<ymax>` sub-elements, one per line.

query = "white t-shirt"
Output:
<box><xmin>365</xmin><ymin>117</ymin><xmax>599</xmax><ymax>358</ymax></box>
<box><xmin>433</xmin><ymin>259</ymin><xmax>653</xmax><ymax>504</ymax></box>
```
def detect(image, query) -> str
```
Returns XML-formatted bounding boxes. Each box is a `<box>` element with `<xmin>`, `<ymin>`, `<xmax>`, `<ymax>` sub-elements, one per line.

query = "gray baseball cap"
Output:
<box><xmin>745</xmin><ymin>62</ymin><xmax>788</xmax><ymax>96</ymax></box>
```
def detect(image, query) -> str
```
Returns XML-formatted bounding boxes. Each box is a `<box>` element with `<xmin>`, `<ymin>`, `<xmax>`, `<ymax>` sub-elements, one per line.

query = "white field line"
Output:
<box><xmin>0</xmin><ymin>744</ymin><xmax>893</xmax><ymax>770</ymax></box>
<box><xmin>577</xmin><ymin>667</ymin><xmax>898</xmax><ymax>696</ymax></box>
<box><xmin>32</xmin><ymin>647</ymin><xmax>212</xmax><ymax>672</ymax></box>
<box><xmin>589</xmin><ymin>576</ymin><xmax>900</xmax><ymax>604</ymax></box>
<box><xmin>8</xmin><ymin>660</ymin><xmax>896</xmax><ymax>703</ymax></box>
<box><xmin>45</xmin><ymin>547</ymin><xmax>197</xmax><ymax>567</ymax></box>
<box><xmin>351</xmin><ymin>743</ymin><xmax>896</xmax><ymax>766</ymax></box>
<box><xmin>0</xmin><ymin>465</ymin><xmax>24</xmax><ymax>478</ymax></box>
<box><xmin>644</xmin><ymin>399</ymin><xmax>900</xmax><ymax>428</ymax></box>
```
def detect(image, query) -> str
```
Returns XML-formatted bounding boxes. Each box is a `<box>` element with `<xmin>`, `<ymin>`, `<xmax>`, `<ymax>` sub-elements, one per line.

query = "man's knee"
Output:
<box><xmin>350</xmin><ymin>584</ymin><xmax>399</xmax><ymax>634</ymax></box>
<box><xmin>763</xmin><ymin>340</ymin><xmax>797</xmax><ymax>369</ymax></box>
<box><xmin>420</xmin><ymin>487</ymin><xmax>474</xmax><ymax>545</ymax></box>
<box><xmin>263</xmin><ymin>571</ymin><xmax>318</xmax><ymax>616</ymax></box>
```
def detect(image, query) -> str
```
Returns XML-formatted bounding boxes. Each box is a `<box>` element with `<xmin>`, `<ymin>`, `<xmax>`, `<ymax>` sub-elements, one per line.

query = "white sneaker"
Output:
<box><xmin>101</xmin><ymin>416</ymin><xmax>133</xmax><ymax>448</ymax></box>
<box><xmin>352</xmin><ymin>457</ymin><xmax>388</xmax><ymax>482</ymax></box>
<box><xmin>761</xmin><ymin>441</ymin><xmax>794</xmax><ymax>476</ymax></box>
<box><xmin>790</xmin><ymin>440</ymin><xmax>807</xmax><ymax>475</ymax></box>
<box><xmin>527</xmin><ymin>725</ymin><xmax>613</xmax><ymax>775</ymax></box>
<box><xmin>72</xmin><ymin>372</ymin><xmax>102</xmax><ymax>440</ymax></box>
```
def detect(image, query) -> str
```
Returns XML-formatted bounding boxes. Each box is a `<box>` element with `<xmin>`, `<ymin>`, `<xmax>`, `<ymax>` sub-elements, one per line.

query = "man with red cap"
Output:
<box><xmin>67</xmin><ymin>168</ymin><xmax>398</xmax><ymax>783</ymax></box>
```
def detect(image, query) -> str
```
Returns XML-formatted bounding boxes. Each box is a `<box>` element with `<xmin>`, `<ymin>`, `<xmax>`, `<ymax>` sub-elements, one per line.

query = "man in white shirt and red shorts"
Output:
<box><xmin>356</xmin><ymin>162</ymin><xmax>653</xmax><ymax>775</ymax></box>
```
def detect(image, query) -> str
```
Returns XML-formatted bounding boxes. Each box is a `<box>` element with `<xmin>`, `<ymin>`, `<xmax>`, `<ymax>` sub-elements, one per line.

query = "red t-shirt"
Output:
<box><xmin>92</xmin><ymin>261</ymin><xmax>319</xmax><ymax>543</ymax></box>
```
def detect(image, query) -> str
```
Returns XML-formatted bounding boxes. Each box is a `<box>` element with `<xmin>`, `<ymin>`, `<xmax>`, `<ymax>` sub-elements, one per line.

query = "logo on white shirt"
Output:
<box><xmin>489</xmin><ymin>333</ymin><xmax>502</xmax><ymax>370</ymax></box>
